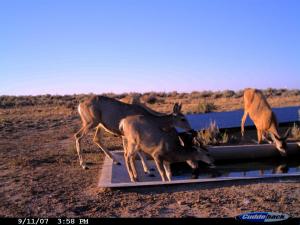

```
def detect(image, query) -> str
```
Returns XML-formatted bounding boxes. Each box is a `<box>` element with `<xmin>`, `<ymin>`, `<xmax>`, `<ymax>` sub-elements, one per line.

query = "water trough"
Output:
<box><xmin>98</xmin><ymin>106</ymin><xmax>300</xmax><ymax>188</ymax></box>
<box><xmin>98</xmin><ymin>142</ymin><xmax>300</xmax><ymax>188</ymax></box>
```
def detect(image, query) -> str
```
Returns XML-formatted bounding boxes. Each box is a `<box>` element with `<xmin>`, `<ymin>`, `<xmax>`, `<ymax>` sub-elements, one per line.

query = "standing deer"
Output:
<box><xmin>241</xmin><ymin>88</ymin><xmax>290</xmax><ymax>156</ymax></box>
<box><xmin>119</xmin><ymin>115</ymin><xmax>215</xmax><ymax>182</ymax></box>
<box><xmin>74</xmin><ymin>95</ymin><xmax>191</xmax><ymax>169</ymax></box>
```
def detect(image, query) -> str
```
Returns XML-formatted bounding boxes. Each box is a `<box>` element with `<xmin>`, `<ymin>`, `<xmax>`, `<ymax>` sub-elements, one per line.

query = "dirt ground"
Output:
<box><xmin>0</xmin><ymin>99</ymin><xmax>300</xmax><ymax>218</ymax></box>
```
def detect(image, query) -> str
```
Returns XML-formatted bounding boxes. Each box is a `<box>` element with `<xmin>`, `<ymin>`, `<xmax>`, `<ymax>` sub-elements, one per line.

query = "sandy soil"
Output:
<box><xmin>0</xmin><ymin>104</ymin><xmax>300</xmax><ymax>218</ymax></box>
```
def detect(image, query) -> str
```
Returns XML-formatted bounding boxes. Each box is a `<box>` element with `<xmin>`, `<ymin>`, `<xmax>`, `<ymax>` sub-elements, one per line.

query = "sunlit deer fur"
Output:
<box><xmin>241</xmin><ymin>88</ymin><xmax>290</xmax><ymax>156</ymax></box>
<box><xmin>119</xmin><ymin>115</ymin><xmax>214</xmax><ymax>182</ymax></box>
<box><xmin>74</xmin><ymin>95</ymin><xmax>191</xmax><ymax>169</ymax></box>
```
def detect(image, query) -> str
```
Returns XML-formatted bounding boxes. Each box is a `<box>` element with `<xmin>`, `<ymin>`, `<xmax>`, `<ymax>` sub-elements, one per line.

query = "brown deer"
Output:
<box><xmin>119</xmin><ymin>115</ymin><xmax>215</xmax><ymax>182</ymax></box>
<box><xmin>74</xmin><ymin>95</ymin><xmax>191</xmax><ymax>169</ymax></box>
<box><xmin>241</xmin><ymin>88</ymin><xmax>290</xmax><ymax>156</ymax></box>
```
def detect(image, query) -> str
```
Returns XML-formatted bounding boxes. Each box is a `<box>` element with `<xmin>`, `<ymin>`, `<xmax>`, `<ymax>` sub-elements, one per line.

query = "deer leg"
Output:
<box><xmin>75</xmin><ymin>123</ymin><xmax>94</xmax><ymax>169</ymax></box>
<box><xmin>122</xmin><ymin>137</ymin><xmax>128</xmax><ymax>152</ymax></box>
<box><xmin>129</xmin><ymin>153</ymin><xmax>139</xmax><ymax>181</ymax></box>
<box><xmin>257</xmin><ymin>129</ymin><xmax>263</xmax><ymax>144</ymax></box>
<box><xmin>137</xmin><ymin>152</ymin><xmax>154</xmax><ymax>176</ymax></box>
<box><xmin>186</xmin><ymin>160</ymin><xmax>200</xmax><ymax>179</ymax></box>
<box><xmin>124</xmin><ymin>152</ymin><xmax>135</xmax><ymax>182</ymax></box>
<box><xmin>163</xmin><ymin>161</ymin><xmax>172</xmax><ymax>181</ymax></box>
<box><xmin>74</xmin><ymin>127</ymin><xmax>85</xmax><ymax>167</ymax></box>
<box><xmin>123</xmin><ymin>138</ymin><xmax>143</xmax><ymax>179</ymax></box>
<box><xmin>153</xmin><ymin>156</ymin><xmax>167</xmax><ymax>182</ymax></box>
<box><xmin>93</xmin><ymin>125</ymin><xmax>121</xmax><ymax>165</ymax></box>
<box><xmin>124</xmin><ymin>143</ymin><xmax>138</xmax><ymax>182</ymax></box>
<box><xmin>241</xmin><ymin>110</ymin><xmax>248</xmax><ymax>137</ymax></box>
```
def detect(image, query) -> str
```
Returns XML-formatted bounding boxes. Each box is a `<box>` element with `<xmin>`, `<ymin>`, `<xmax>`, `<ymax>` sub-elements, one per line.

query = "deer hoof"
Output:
<box><xmin>148</xmin><ymin>174</ymin><xmax>155</xmax><ymax>177</ymax></box>
<box><xmin>114</xmin><ymin>161</ymin><xmax>121</xmax><ymax>165</ymax></box>
<box><xmin>131</xmin><ymin>178</ymin><xmax>139</xmax><ymax>182</ymax></box>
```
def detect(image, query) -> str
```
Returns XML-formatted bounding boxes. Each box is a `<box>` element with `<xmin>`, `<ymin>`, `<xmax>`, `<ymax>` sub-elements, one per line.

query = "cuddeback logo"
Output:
<box><xmin>236</xmin><ymin>212</ymin><xmax>289</xmax><ymax>222</ymax></box>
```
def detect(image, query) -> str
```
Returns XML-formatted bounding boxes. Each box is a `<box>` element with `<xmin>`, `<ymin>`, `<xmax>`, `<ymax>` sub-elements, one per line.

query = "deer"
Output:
<box><xmin>74</xmin><ymin>95</ymin><xmax>192</xmax><ymax>170</ymax></box>
<box><xmin>241</xmin><ymin>88</ymin><xmax>290</xmax><ymax>156</ymax></box>
<box><xmin>119</xmin><ymin>115</ymin><xmax>215</xmax><ymax>182</ymax></box>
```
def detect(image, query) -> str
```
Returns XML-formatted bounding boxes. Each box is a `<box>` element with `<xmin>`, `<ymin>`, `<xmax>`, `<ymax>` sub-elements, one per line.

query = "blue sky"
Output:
<box><xmin>1</xmin><ymin>0</ymin><xmax>299</xmax><ymax>95</ymax></box>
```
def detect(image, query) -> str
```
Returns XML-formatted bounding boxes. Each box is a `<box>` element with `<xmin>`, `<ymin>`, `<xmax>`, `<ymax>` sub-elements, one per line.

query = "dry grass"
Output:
<box><xmin>291</xmin><ymin>123</ymin><xmax>300</xmax><ymax>140</ymax></box>
<box><xmin>187</xmin><ymin>101</ymin><xmax>217</xmax><ymax>114</ymax></box>
<box><xmin>197</xmin><ymin>121</ymin><xmax>241</xmax><ymax>145</ymax></box>
<box><xmin>198</xmin><ymin>120</ymin><xmax>220</xmax><ymax>145</ymax></box>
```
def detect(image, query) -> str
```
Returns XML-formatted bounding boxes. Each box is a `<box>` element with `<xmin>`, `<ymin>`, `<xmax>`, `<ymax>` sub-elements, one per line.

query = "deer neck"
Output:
<box><xmin>155</xmin><ymin>114</ymin><xmax>175</xmax><ymax>131</ymax></box>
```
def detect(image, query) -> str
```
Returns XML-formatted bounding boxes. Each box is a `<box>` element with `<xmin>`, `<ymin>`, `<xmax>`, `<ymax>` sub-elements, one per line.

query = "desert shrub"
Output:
<box><xmin>0</xmin><ymin>96</ymin><xmax>15</xmax><ymax>108</ymax></box>
<box><xmin>196</xmin><ymin>101</ymin><xmax>217</xmax><ymax>113</ymax></box>
<box><xmin>15</xmin><ymin>97</ymin><xmax>34</xmax><ymax>107</ymax></box>
<box><xmin>75</xmin><ymin>94</ymin><xmax>88</xmax><ymax>103</ymax></box>
<box><xmin>178</xmin><ymin>92</ymin><xmax>188</xmax><ymax>99</ymax></box>
<box><xmin>190</xmin><ymin>91</ymin><xmax>201</xmax><ymax>99</ymax></box>
<box><xmin>263</xmin><ymin>88</ymin><xmax>272</xmax><ymax>97</ymax></box>
<box><xmin>283</xmin><ymin>89</ymin><xmax>300</xmax><ymax>97</ymax></box>
<box><xmin>197</xmin><ymin>122</ymin><xmax>238</xmax><ymax>145</ymax></box>
<box><xmin>130</xmin><ymin>93</ymin><xmax>142</xmax><ymax>100</ymax></box>
<box><xmin>167</xmin><ymin>91</ymin><xmax>179</xmax><ymax>97</ymax></box>
<box><xmin>66</xmin><ymin>101</ymin><xmax>76</xmax><ymax>109</ymax></box>
<box><xmin>103</xmin><ymin>92</ymin><xmax>117</xmax><ymax>98</ymax></box>
<box><xmin>263</xmin><ymin>88</ymin><xmax>283</xmax><ymax>97</ymax></box>
<box><xmin>211</xmin><ymin>91</ymin><xmax>223</xmax><ymax>99</ymax></box>
<box><xmin>200</xmin><ymin>90</ymin><xmax>213</xmax><ymax>98</ymax></box>
<box><xmin>0</xmin><ymin>94</ymin><xmax>88</xmax><ymax>108</ymax></box>
<box><xmin>278</xmin><ymin>88</ymin><xmax>288</xmax><ymax>95</ymax></box>
<box><xmin>155</xmin><ymin>92</ymin><xmax>167</xmax><ymax>98</ymax></box>
<box><xmin>189</xmin><ymin>90</ymin><xmax>213</xmax><ymax>99</ymax></box>
<box><xmin>198</xmin><ymin>121</ymin><xmax>220</xmax><ymax>145</ymax></box>
<box><xmin>291</xmin><ymin>123</ymin><xmax>300</xmax><ymax>140</ymax></box>
<box><xmin>220</xmin><ymin>131</ymin><xmax>229</xmax><ymax>144</ymax></box>
<box><xmin>234</xmin><ymin>90</ymin><xmax>244</xmax><ymax>98</ymax></box>
<box><xmin>144</xmin><ymin>94</ymin><xmax>157</xmax><ymax>104</ymax></box>
<box><xmin>222</xmin><ymin>90</ymin><xmax>235</xmax><ymax>98</ymax></box>
<box><xmin>273</xmin><ymin>89</ymin><xmax>283</xmax><ymax>96</ymax></box>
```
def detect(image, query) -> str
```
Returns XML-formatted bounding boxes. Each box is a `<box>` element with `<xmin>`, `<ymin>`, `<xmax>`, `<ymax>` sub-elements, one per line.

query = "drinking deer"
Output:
<box><xmin>74</xmin><ymin>95</ymin><xmax>191</xmax><ymax>169</ymax></box>
<box><xmin>241</xmin><ymin>88</ymin><xmax>290</xmax><ymax>156</ymax></box>
<box><xmin>119</xmin><ymin>115</ymin><xmax>215</xmax><ymax>182</ymax></box>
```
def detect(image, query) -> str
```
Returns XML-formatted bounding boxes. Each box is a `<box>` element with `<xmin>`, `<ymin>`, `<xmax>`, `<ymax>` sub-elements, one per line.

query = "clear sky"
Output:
<box><xmin>1</xmin><ymin>0</ymin><xmax>299</xmax><ymax>95</ymax></box>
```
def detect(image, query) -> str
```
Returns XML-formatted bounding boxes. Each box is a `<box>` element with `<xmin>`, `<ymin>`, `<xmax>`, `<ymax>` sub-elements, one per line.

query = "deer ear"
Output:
<box><xmin>173</xmin><ymin>103</ymin><xmax>179</xmax><ymax>114</ymax></box>
<box><xmin>178</xmin><ymin>103</ymin><xmax>182</xmax><ymax>112</ymax></box>
<box><xmin>178</xmin><ymin>136</ymin><xmax>185</xmax><ymax>147</ymax></box>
